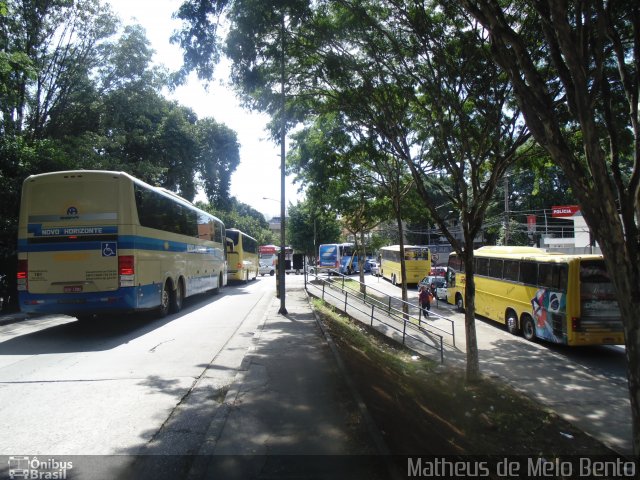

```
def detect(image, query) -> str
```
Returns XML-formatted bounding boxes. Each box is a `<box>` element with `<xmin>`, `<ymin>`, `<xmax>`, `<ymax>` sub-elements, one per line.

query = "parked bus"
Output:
<box><xmin>226</xmin><ymin>228</ymin><xmax>259</xmax><ymax>282</ymax></box>
<box><xmin>17</xmin><ymin>170</ymin><xmax>227</xmax><ymax>320</ymax></box>
<box><xmin>379</xmin><ymin>245</ymin><xmax>431</xmax><ymax>286</ymax></box>
<box><xmin>317</xmin><ymin>243</ymin><xmax>354</xmax><ymax>274</ymax></box>
<box><xmin>446</xmin><ymin>246</ymin><xmax>624</xmax><ymax>345</ymax></box>
<box><xmin>259</xmin><ymin>244</ymin><xmax>278</xmax><ymax>276</ymax></box>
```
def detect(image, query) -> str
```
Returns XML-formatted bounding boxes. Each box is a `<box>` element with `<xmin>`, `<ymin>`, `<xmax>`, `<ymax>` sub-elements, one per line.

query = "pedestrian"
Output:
<box><xmin>429</xmin><ymin>282</ymin><xmax>438</xmax><ymax>307</ymax></box>
<box><xmin>418</xmin><ymin>284</ymin><xmax>431</xmax><ymax>318</ymax></box>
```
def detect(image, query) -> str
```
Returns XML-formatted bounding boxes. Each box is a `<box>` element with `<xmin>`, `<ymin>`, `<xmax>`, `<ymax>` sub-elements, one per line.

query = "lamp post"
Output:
<box><xmin>278</xmin><ymin>11</ymin><xmax>287</xmax><ymax>315</ymax></box>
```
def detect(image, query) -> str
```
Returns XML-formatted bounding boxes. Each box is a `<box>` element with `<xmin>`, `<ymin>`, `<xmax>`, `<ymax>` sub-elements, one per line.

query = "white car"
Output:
<box><xmin>259</xmin><ymin>263</ymin><xmax>275</xmax><ymax>276</ymax></box>
<box><xmin>418</xmin><ymin>275</ymin><xmax>447</xmax><ymax>301</ymax></box>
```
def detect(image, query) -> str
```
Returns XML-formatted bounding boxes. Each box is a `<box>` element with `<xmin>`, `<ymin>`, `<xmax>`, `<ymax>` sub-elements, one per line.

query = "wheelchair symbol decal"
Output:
<box><xmin>102</xmin><ymin>242</ymin><xmax>117</xmax><ymax>257</ymax></box>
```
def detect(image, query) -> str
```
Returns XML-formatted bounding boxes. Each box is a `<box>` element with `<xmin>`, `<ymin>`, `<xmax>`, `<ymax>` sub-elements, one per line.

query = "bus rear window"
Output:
<box><xmin>580</xmin><ymin>260</ymin><xmax>616</xmax><ymax>300</ymax></box>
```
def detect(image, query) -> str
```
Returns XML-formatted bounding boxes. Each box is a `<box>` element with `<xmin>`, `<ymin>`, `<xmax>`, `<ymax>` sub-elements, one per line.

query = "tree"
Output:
<box><xmin>287</xmin><ymin>199</ymin><xmax>341</xmax><ymax>258</ymax></box>
<box><xmin>460</xmin><ymin>0</ymin><xmax>640</xmax><ymax>454</ymax></box>
<box><xmin>173</xmin><ymin>0</ymin><xmax>530</xmax><ymax>380</ymax></box>
<box><xmin>0</xmin><ymin>0</ymin><xmax>117</xmax><ymax>137</ymax></box>
<box><xmin>197</xmin><ymin>118</ymin><xmax>241</xmax><ymax>210</ymax></box>
<box><xmin>307</xmin><ymin>0</ymin><xmax>531</xmax><ymax>379</ymax></box>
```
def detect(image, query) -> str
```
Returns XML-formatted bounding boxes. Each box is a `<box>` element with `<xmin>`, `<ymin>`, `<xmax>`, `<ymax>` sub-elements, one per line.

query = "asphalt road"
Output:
<box><xmin>0</xmin><ymin>277</ymin><xmax>274</xmax><ymax>457</ymax></box>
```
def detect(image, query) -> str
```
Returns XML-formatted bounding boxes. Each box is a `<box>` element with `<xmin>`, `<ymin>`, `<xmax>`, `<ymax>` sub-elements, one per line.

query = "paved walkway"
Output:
<box><xmin>186</xmin><ymin>284</ymin><xmax>397</xmax><ymax>479</ymax></box>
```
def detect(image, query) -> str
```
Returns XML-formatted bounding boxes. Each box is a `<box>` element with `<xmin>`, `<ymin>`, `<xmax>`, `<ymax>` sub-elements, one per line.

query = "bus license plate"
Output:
<box><xmin>64</xmin><ymin>285</ymin><xmax>83</xmax><ymax>293</ymax></box>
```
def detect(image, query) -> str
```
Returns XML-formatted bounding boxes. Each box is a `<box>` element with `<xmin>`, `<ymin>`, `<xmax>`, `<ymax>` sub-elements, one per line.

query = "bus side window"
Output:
<box><xmin>504</xmin><ymin>260</ymin><xmax>519</xmax><ymax>281</ymax></box>
<box><xmin>519</xmin><ymin>261</ymin><xmax>537</xmax><ymax>286</ymax></box>
<box><xmin>476</xmin><ymin>258</ymin><xmax>489</xmax><ymax>276</ymax></box>
<box><xmin>538</xmin><ymin>263</ymin><xmax>554</xmax><ymax>289</ymax></box>
<box><xmin>489</xmin><ymin>259</ymin><xmax>504</xmax><ymax>279</ymax></box>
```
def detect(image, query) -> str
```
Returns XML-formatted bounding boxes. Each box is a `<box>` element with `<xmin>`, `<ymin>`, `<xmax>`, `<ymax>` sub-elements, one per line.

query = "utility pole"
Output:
<box><xmin>278</xmin><ymin>12</ymin><xmax>287</xmax><ymax>315</ymax></box>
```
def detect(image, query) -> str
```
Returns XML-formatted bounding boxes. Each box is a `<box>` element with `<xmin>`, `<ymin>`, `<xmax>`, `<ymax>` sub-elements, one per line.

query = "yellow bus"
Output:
<box><xmin>446</xmin><ymin>246</ymin><xmax>624</xmax><ymax>345</ymax></box>
<box><xmin>17</xmin><ymin>170</ymin><xmax>227</xmax><ymax>320</ymax></box>
<box><xmin>225</xmin><ymin>228</ymin><xmax>259</xmax><ymax>283</ymax></box>
<box><xmin>380</xmin><ymin>245</ymin><xmax>431</xmax><ymax>286</ymax></box>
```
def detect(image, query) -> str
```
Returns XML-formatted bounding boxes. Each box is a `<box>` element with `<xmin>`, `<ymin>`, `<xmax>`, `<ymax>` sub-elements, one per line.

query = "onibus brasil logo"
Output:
<box><xmin>7</xmin><ymin>456</ymin><xmax>73</xmax><ymax>479</ymax></box>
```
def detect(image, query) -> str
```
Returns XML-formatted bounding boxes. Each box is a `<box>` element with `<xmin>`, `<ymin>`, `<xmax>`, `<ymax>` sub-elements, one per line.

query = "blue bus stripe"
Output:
<box><xmin>19</xmin><ymin>235</ymin><xmax>217</xmax><ymax>253</ymax></box>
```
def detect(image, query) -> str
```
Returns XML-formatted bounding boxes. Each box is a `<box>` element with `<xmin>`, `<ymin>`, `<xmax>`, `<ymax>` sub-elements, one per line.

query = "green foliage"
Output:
<box><xmin>287</xmin><ymin>199</ymin><xmax>341</xmax><ymax>256</ymax></box>
<box><xmin>198</xmin><ymin>199</ymin><xmax>273</xmax><ymax>246</ymax></box>
<box><xmin>0</xmin><ymin>0</ymin><xmax>257</xmax><ymax>281</ymax></box>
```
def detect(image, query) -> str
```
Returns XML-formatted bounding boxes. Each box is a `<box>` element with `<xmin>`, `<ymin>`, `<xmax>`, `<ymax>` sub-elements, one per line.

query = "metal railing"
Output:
<box><xmin>305</xmin><ymin>270</ymin><xmax>455</xmax><ymax>363</ymax></box>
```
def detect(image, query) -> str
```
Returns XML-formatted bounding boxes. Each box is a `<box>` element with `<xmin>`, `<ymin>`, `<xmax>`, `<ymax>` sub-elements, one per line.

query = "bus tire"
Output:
<box><xmin>506</xmin><ymin>310</ymin><xmax>519</xmax><ymax>335</ymax></box>
<box><xmin>170</xmin><ymin>279</ymin><xmax>184</xmax><ymax>314</ymax></box>
<box><xmin>159</xmin><ymin>281</ymin><xmax>171</xmax><ymax>317</ymax></box>
<box><xmin>456</xmin><ymin>294</ymin><xmax>464</xmax><ymax>313</ymax></box>
<box><xmin>521</xmin><ymin>315</ymin><xmax>536</xmax><ymax>341</ymax></box>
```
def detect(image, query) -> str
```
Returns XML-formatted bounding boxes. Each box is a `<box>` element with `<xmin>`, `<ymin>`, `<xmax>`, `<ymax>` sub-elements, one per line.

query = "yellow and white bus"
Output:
<box><xmin>17</xmin><ymin>170</ymin><xmax>227</xmax><ymax>320</ymax></box>
<box><xmin>225</xmin><ymin>228</ymin><xmax>259</xmax><ymax>283</ymax></box>
<box><xmin>380</xmin><ymin>245</ymin><xmax>431</xmax><ymax>286</ymax></box>
<box><xmin>446</xmin><ymin>246</ymin><xmax>624</xmax><ymax>345</ymax></box>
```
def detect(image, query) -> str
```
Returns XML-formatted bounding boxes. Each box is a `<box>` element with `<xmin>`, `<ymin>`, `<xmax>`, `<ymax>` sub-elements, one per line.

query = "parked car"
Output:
<box><xmin>259</xmin><ymin>262</ymin><xmax>275</xmax><ymax>276</ymax></box>
<box><xmin>368</xmin><ymin>261</ymin><xmax>380</xmax><ymax>277</ymax></box>
<box><xmin>418</xmin><ymin>275</ymin><xmax>447</xmax><ymax>301</ymax></box>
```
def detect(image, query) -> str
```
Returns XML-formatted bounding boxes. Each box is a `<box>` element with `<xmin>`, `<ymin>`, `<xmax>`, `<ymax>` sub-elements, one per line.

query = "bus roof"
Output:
<box><xmin>23</xmin><ymin>169</ymin><xmax>223</xmax><ymax>225</ymax></box>
<box><xmin>460</xmin><ymin>246</ymin><xmax>604</xmax><ymax>262</ymax></box>
<box><xmin>380</xmin><ymin>244</ymin><xmax>429</xmax><ymax>251</ymax></box>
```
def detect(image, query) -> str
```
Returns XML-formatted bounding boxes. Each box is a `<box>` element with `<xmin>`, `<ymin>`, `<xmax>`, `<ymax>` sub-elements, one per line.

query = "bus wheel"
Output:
<box><xmin>159</xmin><ymin>281</ymin><xmax>170</xmax><ymax>317</ymax></box>
<box><xmin>506</xmin><ymin>311</ymin><xmax>519</xmax><ymax>335</ymax></box>
<box><xmin>522</xmin><ymin>315</ymin><xmax>536</xmax><ymax>341</ymax></box>
<box><xmin>170</xmin><ymin>280</ymin><xmax>184</xmax><ymax>314</ymax></box>
<box><xmin>456</xmin><ymin>294</ymin><xmax>464</xmax><ymax>313</ymax></box>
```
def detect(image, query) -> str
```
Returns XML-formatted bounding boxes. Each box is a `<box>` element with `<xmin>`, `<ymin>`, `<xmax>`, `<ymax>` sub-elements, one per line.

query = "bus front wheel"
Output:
<box><xmin>522</xmin><ymin>315</ymin><xmax>536</xmax><ymax>342</ymax></box>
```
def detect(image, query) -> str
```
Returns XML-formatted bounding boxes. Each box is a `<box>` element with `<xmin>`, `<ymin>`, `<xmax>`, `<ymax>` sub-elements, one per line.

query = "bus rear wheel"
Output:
<box><xmin>522</xmin><ymin>315</ymin><xmax>536</xmax><ymax>341</ymax></box>
<box><xmin>170</xmin><ymin>280</ymin><xmax>184</xmax><ymax>314</ymax></box>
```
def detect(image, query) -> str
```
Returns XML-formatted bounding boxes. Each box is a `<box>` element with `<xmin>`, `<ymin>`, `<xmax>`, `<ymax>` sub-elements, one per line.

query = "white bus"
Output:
<box><xmin>17</xmin><ymin>170</ymin><xmax>227</xmax><ymax>320</ymax></box>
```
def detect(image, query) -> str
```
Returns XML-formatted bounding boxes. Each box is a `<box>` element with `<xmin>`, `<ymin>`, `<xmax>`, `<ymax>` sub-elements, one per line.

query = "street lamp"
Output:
<box><xmin>278</xmin><ymin>11</ymin><xmax>287</xmax><ymax>315</ymax></box>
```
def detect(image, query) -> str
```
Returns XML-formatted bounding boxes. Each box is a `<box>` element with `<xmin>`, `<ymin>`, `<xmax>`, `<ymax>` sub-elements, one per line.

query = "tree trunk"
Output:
<box><xmin>463</xmin><ymin>236</ymin><xmax>481</xmax><ymax>381</ymax></box>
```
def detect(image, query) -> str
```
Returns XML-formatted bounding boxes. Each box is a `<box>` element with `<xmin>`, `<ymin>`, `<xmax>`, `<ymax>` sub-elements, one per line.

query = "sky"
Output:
<box><xmin>106</xmin><ymin>0</ymin><xmax>302</xmax><ymax>218</ymax></box>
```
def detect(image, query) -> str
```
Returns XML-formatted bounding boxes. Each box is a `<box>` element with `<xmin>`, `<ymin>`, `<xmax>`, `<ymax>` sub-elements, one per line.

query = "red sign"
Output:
<box><xmin>551</xmin><ymin>205</ymin><xmax>580</xmax><ymax>217</ymax></box>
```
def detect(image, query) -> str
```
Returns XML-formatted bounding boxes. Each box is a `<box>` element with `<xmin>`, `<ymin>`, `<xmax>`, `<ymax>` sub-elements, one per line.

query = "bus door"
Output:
<box><xmin>21</xmin><ymin>176</ymin><xmax>121</xmax><ymax>295</ymax></box>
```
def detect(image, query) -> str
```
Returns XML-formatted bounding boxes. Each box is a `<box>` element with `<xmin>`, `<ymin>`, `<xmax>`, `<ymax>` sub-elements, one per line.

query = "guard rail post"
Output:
<box><xmin>402</xmin><ymin>318</ymin><xmax>407</xmax><ymax>346</ymax></box>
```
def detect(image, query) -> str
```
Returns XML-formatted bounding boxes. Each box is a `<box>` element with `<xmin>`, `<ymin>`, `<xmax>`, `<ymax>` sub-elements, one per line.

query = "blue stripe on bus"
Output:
<box><xmin>18</xmin><ymin>235</ymin><xmax>221</xmax><ymax>255</ymax></box>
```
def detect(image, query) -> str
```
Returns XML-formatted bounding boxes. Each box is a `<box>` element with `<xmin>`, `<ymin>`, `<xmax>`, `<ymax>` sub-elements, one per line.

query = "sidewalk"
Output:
<box><xmin>187</xmin><ymin>284</ymin><xmax>397</xmax><ymax>480</ymax></box>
